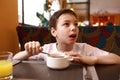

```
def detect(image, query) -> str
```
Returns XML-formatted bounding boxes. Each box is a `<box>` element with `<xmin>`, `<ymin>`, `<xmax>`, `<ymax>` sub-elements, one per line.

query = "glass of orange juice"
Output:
<box><xmin>0</xmin><ymin>51</ymin><xmax>13</xmax><ymax>80</ymax></box>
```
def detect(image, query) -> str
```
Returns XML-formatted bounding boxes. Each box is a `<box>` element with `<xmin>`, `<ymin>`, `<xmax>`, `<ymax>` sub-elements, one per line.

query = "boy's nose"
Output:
<box><xmin>70</xmin><ymin>25</ymin><xmax>76</xmax><ymax>31</ymax></box>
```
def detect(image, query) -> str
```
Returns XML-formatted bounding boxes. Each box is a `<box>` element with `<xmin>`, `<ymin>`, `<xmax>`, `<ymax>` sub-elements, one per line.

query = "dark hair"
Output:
<box><xmin>49</xmin><ymin>9</ymin><xmax>78</xmax><ymax>29</ymax></box>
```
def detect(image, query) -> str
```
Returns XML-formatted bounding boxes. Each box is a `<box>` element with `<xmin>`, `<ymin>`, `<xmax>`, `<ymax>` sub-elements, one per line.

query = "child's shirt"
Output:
<box><xmin>29</xmin><ymin>43</ymin><xmax>109</xmax><ymax>60</ymax></box>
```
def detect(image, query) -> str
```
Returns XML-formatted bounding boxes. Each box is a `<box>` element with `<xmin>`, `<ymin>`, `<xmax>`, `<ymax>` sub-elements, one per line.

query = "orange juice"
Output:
<box><xmin>0</xmin><ymin>60</ymin><xmax>13</xmax><ymax>78</ymax></box>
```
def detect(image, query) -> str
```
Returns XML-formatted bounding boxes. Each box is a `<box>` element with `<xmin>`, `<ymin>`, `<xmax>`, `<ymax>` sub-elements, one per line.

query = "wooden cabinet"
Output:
<box><xmin>66</xmin><ymin>0</ymin><xmax>90</xmax><ymax>24</ymax></box>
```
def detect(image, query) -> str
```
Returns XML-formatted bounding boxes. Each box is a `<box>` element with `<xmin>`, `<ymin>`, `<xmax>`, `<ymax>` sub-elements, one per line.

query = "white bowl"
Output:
<box><xmin>46</xmin><ymin>54</ymin><xmax>70</xmax><ymax>69</ymax></box>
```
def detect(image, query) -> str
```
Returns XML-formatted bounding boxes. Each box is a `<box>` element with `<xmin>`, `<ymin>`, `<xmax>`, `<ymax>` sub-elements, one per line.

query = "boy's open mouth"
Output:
<box><xmin>69</xmin><ymin>34</ymin><xmax>77</xmax><ymax>38</ymax></box>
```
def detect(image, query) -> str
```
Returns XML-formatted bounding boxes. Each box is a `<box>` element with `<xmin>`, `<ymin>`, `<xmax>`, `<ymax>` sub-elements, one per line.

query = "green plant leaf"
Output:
<box><xmin>36</xmin><ymin>12</ymin><xmax>48</xmax><ymax>27</ymax></box>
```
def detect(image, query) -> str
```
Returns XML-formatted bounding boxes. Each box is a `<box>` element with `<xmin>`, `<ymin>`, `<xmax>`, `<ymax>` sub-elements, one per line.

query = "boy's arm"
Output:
<box><xmin>13</xmin><ymin>41</ymin><xmax>42</xmax><ymax>60</ymax></box>
<box><xmin>79</xmin><ymin>53</ymin><xmax>120</xmax><ymax>65</ymax></box>
<box><xmin>13</xmin><ymin>51</ymin><xmax>31</xmax><ymax>60</ymax></box>
<box><xmin>66</xmin><ymin>52</ymin><xmax>120</xmax><ymax>65</ymax></box>
<box><xmin>95</xmin><ymin>53</ymin><xmax>120</xmax><ymax>64</ymax></box>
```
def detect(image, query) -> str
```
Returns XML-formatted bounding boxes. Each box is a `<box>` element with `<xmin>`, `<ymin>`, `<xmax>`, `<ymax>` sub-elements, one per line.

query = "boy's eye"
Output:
<box><xmin>74</xmin><ymin>23</ymin><xmax>78</xmax><ymax>26</ymax></box>
<box><xmin>63</xmin><ymin>22</ymin><xmax>78</xmax><ymax>27</ymax></box>
<box><xmin>63</xmin><ymin>23</ymin><xmax>69</xmax><ymax>26</ymax></box>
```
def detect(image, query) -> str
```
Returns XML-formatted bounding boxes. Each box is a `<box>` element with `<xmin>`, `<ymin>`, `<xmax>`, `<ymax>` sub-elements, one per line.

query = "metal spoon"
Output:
<box><xmin>41</xmin><ymin>51</ymin><xmax>73</xmax><ymax>60</ymax></box>
<box><xmin>41</xmin><ymin>51</ymin><xmax>50</xmax><ymax>56</ymax></box>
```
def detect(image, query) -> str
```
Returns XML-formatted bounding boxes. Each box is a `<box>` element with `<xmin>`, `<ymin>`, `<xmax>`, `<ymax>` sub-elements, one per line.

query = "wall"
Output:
<box><xmin>90</xmin><ymin>0</ymin><xmax>120</xmax><ymax>14</ymax></box>
<box><xmin>90</xmin><ymin>0</ymin><xmax>120</xmax><ymax>26</ymax></box>
<box><xmin>0</xmin><ymin>0</ymin><xmax>19</xmax><ymax>54</ymax></box>
<box><xmin>66</xmin><ymin>0</ymin><xmax>120</xmax><ymax>25</ymax></box>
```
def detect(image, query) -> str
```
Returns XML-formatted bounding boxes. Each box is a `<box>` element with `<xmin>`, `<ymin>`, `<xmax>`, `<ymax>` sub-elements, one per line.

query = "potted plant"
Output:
<box><xmin>36</xmin><ymin>0</ymin><xmax>52</xmax><ymax>28</ymax></box>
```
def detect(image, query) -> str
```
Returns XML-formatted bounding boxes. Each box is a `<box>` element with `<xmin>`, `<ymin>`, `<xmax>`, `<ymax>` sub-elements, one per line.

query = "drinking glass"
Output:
<box><xmin>0</xmin><ymin>51</ymin><xmax>13</xmax><ymax>80</ymax></box>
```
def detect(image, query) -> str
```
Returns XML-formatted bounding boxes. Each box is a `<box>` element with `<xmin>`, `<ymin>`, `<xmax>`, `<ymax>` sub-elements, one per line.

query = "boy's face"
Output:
<box><xmin>51</xmin><ymin>13</ymin><xmax>79</xmax><ymax>45</ymax></box>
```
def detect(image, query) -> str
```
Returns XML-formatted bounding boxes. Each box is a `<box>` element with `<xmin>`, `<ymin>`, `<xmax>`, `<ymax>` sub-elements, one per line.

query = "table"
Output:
<box><xmin>95</xmin><ymin>64</ymin><xmax>120</xmax><ymax>80</ymax></box>
<box><xmin>13</xmin><ymin>60</ymin><xmax>120</xmax><ymax>80</ymax></box>
<box><xmin>13</xmin><ymin>60</ymin><xmax>83</xmax><ymax>80</ymax></box>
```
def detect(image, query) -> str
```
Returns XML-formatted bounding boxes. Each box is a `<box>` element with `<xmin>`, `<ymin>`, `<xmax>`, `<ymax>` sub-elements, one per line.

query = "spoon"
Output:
<box><xmin>41</xmin><ymin>51</ymin><xmax>73</xmax><ymax>60</ymax></box>
<box><xmin>40</xmin><ymin>52</ymin><xmax>51</xmax><ymax>56</ymax></box>
<box><xmin>41</xmin><ymin>52</ymin><xmax>63</xmax><ymax>58</ymax></box>
<box><xmin>41</xmin><ymin>51</ymin><xmax>49</xmax><ymax>55</ymax></box>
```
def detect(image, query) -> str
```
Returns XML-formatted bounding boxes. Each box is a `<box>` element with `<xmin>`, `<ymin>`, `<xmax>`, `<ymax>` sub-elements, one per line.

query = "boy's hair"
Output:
<box><xmin>49</xmin><ymin>9</ymin><xmax>77</xmax><ymax>29</ymax></box>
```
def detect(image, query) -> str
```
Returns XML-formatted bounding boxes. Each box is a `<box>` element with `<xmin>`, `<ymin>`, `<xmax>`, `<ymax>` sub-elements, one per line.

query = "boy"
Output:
<box><xmin>13</xmin><ymin>9</ymin><xmax>120</xmax><ymax>65</ymax></box>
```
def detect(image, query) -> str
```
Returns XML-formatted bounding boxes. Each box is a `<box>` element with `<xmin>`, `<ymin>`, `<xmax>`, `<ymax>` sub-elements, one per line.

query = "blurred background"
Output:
<box><xmin>0</xmin><ymin>0</ymin><xmax>120</xmax><ymax>54</ymax></box>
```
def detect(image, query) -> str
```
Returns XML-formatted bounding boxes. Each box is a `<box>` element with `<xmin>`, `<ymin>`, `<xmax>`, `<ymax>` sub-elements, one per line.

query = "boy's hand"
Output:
<box><xmin>65</xmin><ymin>52</ymin><xmax>82</xmax><ymax>62</ymax></box>
<box><xmin>65</xmin><ymin>52</ymin><xmax>98</xmax><ymax>65</ymax></box>
<box><xmin>24</xmin><ymin>41</ymin><xmax>43</xmax><ymax>55</ymax></box>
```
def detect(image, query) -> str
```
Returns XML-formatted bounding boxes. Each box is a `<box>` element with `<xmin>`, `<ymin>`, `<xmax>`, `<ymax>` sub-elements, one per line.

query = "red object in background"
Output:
<box><xmin>92</xmin><ymin>15</ymin><xmax>114</xmax><ymax>26</ymax></box>
<box><xmin>108</xmin><ymin>16</ymin><xmax>114</xmax><ymax>22</ymax></box>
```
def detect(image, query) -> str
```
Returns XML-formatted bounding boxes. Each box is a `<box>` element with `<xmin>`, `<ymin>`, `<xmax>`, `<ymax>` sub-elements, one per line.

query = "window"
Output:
<box><xmin>18</xmin><ymin>0</ymin><xmax>44</xmax><ymax>26</ymax></box>
<box><xmin>18</xmin><ymin>0</ymin><xmax>60</xmax><ymax>26</ymax></box>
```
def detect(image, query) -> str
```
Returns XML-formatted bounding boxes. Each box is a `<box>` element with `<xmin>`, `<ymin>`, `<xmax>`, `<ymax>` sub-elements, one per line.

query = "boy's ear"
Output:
<box><xmin>51</xmin><ymin>27</ymin><xmax>57</xmax><ymax>37</ymax></box>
